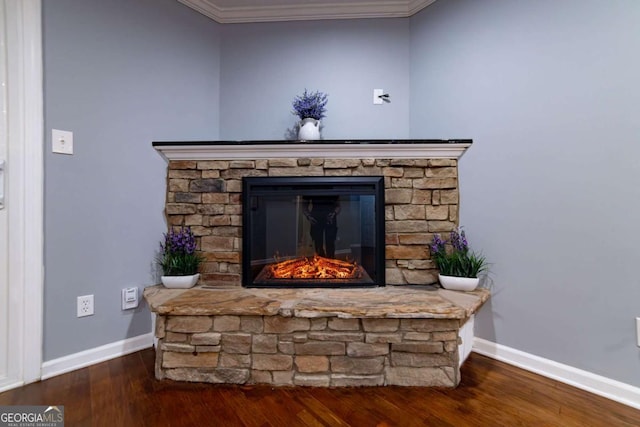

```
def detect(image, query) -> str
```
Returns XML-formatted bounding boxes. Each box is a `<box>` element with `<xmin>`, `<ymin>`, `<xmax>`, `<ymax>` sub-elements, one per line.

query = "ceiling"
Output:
<box><xmin>178</xmin><ymin>0</ymin><xmax>438</xmax><ymax>24</ymax></box>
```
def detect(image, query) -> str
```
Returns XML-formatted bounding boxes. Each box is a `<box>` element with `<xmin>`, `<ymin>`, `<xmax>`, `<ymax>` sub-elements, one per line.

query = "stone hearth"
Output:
<box><xmin>144</xmin><ymin>285</ymin><xmax>489</xmax><ymax>387</ymax></box>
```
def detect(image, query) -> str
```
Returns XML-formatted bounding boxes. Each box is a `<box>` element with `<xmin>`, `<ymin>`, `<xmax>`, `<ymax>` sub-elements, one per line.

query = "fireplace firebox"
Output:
<box><xmin>242</xmin><ymin>176</ymin><xmax>385</xmax><ymax>288</ymax></box>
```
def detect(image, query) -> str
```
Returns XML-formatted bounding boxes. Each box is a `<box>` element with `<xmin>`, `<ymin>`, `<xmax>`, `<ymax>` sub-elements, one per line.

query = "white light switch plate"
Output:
<box><xmin>52</xmin><ymin>129</ymin><xmax>73</xmax><ymax>155</ymax></box>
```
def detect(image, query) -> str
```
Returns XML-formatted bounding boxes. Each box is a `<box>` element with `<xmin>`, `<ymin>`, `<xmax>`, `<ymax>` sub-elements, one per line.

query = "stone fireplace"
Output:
<box><xmin>158</xmin><ymin>140</ymin><xmax>470</xmax><ymax>288</ymax></box>
<box><xmin>145</xmin><ymin>140</ymin><xmax>490</xmax><ymax>387</ymax></box>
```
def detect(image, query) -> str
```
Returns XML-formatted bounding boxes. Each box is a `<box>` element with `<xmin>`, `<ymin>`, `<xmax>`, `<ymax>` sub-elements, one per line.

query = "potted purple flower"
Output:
<box><xmin>158</xmin><ymin>226</ymin><xmax>204</xmax><ymax>288</ymax></box>
<box><xmin>430</xmin><ymin>227</ymin><xmax>488</xmax><ymax>291</ymax></box>
<box><xmin>292</xmin><ymin>89</ymin><xmax>328</xmax><ymax>140</ymax></box>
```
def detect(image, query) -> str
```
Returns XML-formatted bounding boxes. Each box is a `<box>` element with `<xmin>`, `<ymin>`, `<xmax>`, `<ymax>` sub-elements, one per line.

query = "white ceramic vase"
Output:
<box><xmin>161</xmin><ymin>273</ymin><xmax>200</xmax><ymax>289</ymax></box>
<box><xmin>438</xmin><ymin>274</ymin><xmax>480</xmax><ymax>292</ymax></box>
<box><xmin>298</xmin><ymin>118</ymin><xmax>321</xmax><ymax>140</ymax></box>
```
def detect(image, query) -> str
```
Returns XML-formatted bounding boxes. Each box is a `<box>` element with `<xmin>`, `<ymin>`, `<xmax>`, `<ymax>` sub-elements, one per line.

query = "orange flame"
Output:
<box><xmin>267</xmin><ymin>255</ymin><xmax>363</xmax><ymax>280</ymax></box>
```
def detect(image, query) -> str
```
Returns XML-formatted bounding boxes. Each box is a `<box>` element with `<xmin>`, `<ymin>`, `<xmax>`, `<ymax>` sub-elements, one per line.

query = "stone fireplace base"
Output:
<box><xmin>144</xmin><ymin>285</ymin><xmax>489</xmax><ymax>387</ymax></box>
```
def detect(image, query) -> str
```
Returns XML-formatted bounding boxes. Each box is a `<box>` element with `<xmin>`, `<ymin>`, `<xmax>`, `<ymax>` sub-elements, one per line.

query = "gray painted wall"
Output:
<box><xmin>43</xmin><ymin>0</ymin><xmax>221</xmax><ymax>360</ymax></box>
<box><xmin>410</xmin><ymin>0</ymin><xmax>640</xmax><ymax>387</ymax></box>
<box><xmin>219</xmin><ymin>19</ymin><xmax>410</xmax><ymax>140</ymax></box>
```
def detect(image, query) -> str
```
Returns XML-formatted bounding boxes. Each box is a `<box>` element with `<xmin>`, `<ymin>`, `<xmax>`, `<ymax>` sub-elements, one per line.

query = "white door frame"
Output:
<box><xmin>0</xmin><ymin>0</ymin><xmax>44</xmax><ymax>392</ymax></box>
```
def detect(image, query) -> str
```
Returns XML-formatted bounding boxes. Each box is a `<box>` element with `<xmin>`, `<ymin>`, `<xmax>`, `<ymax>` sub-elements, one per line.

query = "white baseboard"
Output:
<box><xmin>473</xmin><ymin>337</ymin><xmax>640</xmax><ymax>410</ymax></box>
<box><xmin>41</xmin><ymin>333</ymin><xmax>154</xmax><ymax>380</ymax></box>
<box><xmin>0</xmin><ymin>378</ymin><xmax>25</xmax><ymax>394</ymax></box>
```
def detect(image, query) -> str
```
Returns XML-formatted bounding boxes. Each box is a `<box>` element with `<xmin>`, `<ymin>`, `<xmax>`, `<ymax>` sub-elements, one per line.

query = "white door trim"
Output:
<box><xmin>2</xmin><ymin>0</ymin><xmax>44</xmax><ymax>390</ymax></box>
<box><xmin>20</xmin><ymin>0</ymin><xmax>44</xmax><ymax>384</ymax></box>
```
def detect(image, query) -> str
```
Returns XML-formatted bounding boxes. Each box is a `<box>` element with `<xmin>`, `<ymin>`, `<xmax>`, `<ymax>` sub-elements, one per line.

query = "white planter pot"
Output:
<box><xmin>438</xmin><ymin>274</ymin><xmax>479</xmax><ymax>292</ymax></box>
<box><xmin>161</xmin><ymin>273</ymin><xmax>200</xmax><ymax>289</ymax></box>
<box><xmin>298</xmin><ymin>118</ymin><xmax>321</xmax><ymax>140</ymax></box>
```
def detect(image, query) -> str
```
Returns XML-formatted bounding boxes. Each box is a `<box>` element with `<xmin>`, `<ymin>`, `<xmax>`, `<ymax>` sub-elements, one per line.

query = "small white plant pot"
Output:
<box><xmin>298</xmin><ymin>118</ymin><xmax>321</xmax><ymax>140</ymax></box>
<box><xmin>438</xmin><ymin>274</ymin><xmax>480</xmax><ymax>292</ymax></box>
<box><xmin>161</xmin><ymin>273</ymin><xmax>200</xmax><ymax>289</ymax></box>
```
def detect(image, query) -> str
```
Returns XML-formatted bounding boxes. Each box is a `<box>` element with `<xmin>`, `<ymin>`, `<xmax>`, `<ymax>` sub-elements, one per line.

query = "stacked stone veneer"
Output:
<box><xmin>165</xmin><ymin>158</ymin><xmax>459</xmax><ymax>287</ymax></box>
<box><xmin>155</xmin><ymin>314</ymin><xmax>461</xmax><ymax>387</ymax></box>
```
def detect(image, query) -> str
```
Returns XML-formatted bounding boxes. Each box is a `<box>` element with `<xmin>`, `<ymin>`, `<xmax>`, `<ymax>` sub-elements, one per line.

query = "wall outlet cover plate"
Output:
<box><xmin>77</xmin><ymin>294</ymin><xmax>94</xmax><ymax>317</ymax></box>
<box><xmin>122</xmin><ymin>287</ymin><xmax>139</xmax><ymax>310</ymax></box>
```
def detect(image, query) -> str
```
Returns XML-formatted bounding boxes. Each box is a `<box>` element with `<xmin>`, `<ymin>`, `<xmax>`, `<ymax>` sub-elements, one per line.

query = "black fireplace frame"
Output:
<box><xmin>242</xmin><ymin>176</ymin><xmax>386</xmax><ymax>288</ymax></box>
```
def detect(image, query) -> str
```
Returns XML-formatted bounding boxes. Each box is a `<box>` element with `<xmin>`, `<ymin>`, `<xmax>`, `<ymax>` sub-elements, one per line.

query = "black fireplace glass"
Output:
<box><xmin>242</xmin><ymin>176</ymin><xmax>385</xmax><ymax>288</ymax></box>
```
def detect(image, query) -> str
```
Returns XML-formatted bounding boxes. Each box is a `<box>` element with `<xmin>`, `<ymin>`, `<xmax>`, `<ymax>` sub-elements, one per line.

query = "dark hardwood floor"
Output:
<box><xmin>1</xmin><ymin>349</ymin><xmax>638</xmax><ymax>426</ymax></box>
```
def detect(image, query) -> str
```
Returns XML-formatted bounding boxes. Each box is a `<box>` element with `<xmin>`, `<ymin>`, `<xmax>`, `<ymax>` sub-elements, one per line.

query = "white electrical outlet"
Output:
<box><xmin>77</xmin><ymin>294</ymin><xmax>94</xmax><ymax>317</ymax></box>
<box><xmin>122</xmin><ymin>287</ymin><xmax>139</xmax><ymax>310</ymax></box>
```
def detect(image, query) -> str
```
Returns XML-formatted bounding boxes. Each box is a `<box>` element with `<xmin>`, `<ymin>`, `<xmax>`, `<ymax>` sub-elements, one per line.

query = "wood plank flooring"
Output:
<box><xmin>1</xmin><ymin>349</ymin><xmax>638</xmax><ymax>426</ymax></box>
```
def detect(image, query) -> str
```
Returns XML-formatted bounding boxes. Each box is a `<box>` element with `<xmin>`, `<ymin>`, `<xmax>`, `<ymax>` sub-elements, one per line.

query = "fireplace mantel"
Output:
<box><xmin>153</xmin><ymin>139</ymin><xmax>472</xmax><ymax>161</ymax></box>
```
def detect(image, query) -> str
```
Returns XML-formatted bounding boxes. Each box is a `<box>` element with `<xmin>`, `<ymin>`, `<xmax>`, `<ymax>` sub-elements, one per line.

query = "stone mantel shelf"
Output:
<box><xmin>144</xmin><ymin>285</ymin><xmax>490</xmax><ymax>320</ymax></box>
<box><xmin>152</xmin><ymin>139</ymin><xmax>473</xmax><ymax>161</ymax></box>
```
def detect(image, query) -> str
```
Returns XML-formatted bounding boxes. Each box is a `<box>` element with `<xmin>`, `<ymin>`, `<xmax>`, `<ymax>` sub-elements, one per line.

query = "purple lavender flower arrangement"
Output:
<box><xmin>430</xmin><ymin>227</ymin><xmax>487</xmax><ymax>278</ymax></box>
<box><xmin>292</xmin><ymin>89</ymin><xmax>328</xmax><ymax>120</ymax></box>
<box><xmin>158</xmin><ymin>226</ymin><xmax>203</xmax><ymax>276</ymax></box>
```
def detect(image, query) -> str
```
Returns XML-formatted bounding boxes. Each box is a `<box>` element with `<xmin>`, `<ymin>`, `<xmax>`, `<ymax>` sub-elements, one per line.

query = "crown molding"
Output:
<box><xmin>408</xmin><ymin>0</ymin><xmax>435</xmax><ymax>15</ymax></box>
<box><xmin>178</xmin><ymin>0</ymin><xmax>437</xmax><ymax>24</ymax></box>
